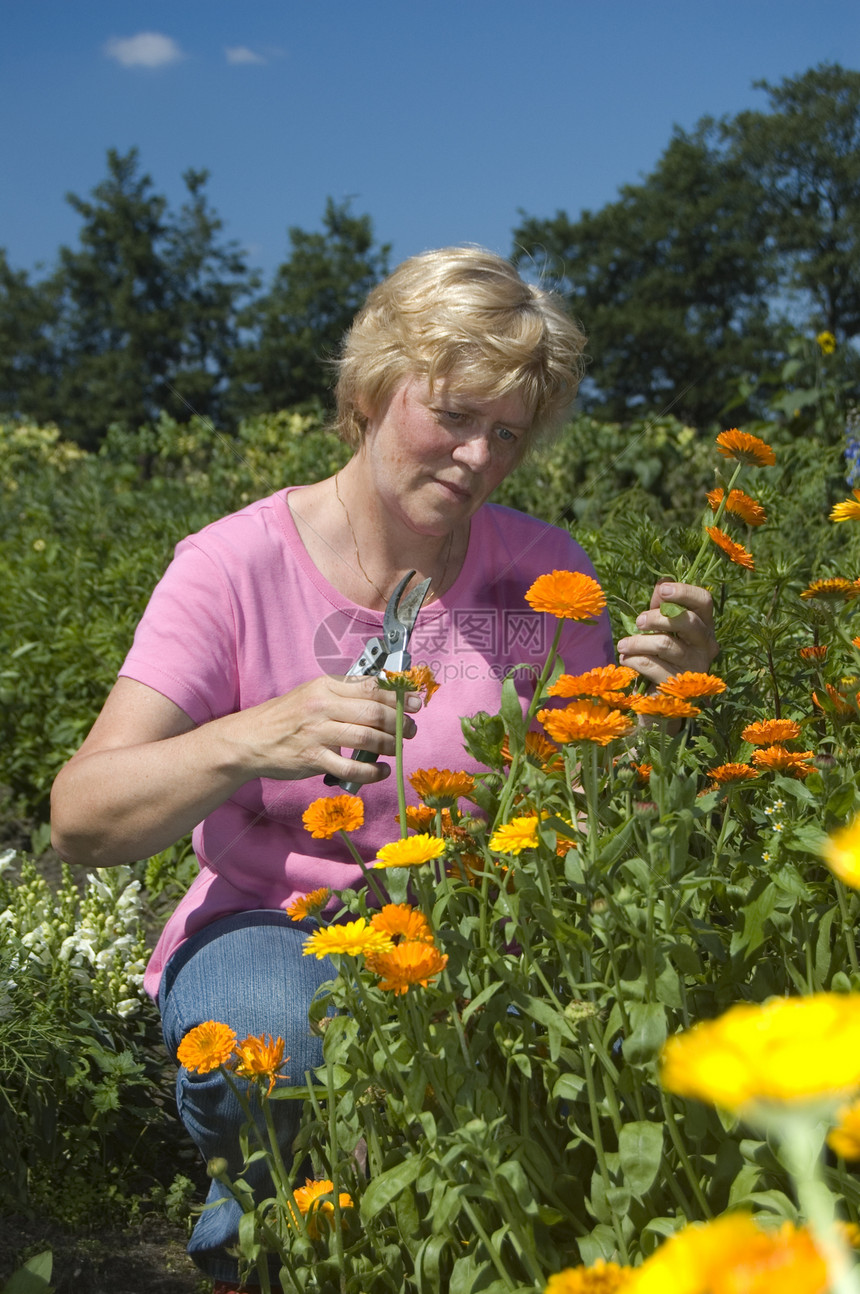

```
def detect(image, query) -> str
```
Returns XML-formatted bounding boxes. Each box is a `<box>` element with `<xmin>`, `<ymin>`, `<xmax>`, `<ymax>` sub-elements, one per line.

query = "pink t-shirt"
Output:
<box><xmin>119</xmin><ymin>488</ymin><xmax>613</xmax><ymax>995</ymax></box>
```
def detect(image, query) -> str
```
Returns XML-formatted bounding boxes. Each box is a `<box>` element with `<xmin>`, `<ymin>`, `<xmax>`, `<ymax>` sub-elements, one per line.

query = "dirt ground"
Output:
<box><xmin>0</xmin><ymin>1214</ymin><xmax>206</xmax><ymax>1294</ymax></box>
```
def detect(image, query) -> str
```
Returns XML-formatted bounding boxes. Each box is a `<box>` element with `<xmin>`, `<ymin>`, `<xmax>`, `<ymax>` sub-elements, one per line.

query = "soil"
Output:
<box><xmin>0</xmin><ymin>1214</ymin><xmax>205</xmax><ymax>1294</ymax></box>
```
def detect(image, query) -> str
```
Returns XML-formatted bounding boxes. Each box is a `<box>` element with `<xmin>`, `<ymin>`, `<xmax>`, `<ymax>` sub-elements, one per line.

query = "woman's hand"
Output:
<box><xmin>616</xmin><ymin>582</ymin><xmax>719</xmax><ymax>687</ymax></box>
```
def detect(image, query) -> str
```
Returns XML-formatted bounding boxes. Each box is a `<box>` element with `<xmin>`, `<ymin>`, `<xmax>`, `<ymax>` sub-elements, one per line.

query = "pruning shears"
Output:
<box><xmin>324</xmin><ymin>570</ymin><xmax>431</xmax><ymax>794</ymax></box>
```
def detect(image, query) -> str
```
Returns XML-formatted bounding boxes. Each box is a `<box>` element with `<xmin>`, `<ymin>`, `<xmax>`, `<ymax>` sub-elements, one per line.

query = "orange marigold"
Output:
<box><xmin>290</xmin><ymin>1178</ymin><xmax>353</xmax><ymax>1239</ymax></box>
<box><xmin>627</xmin><ymin>695</ymin><xmax>700</xmax><ymax>719</ymax></box>
<box><xmin>177</xmin><ymin>1021</ymin><xmax>237</xmax><ymax>1074</ymax></box>
<box><xmin>403</xmin><ymin>804</ymin><xmax>456</xmax><ymax>834</ymax></box>
<box><xmin>525</xmin><ymin>570</ymin><xmax>606</xmax><ymax>621</ymax></box>
<box><xmin>537</xmin><ymin>700</ymin><xmax>635</xmax><ymax>746</ymax></box>
<box><xmin>705</xmin><ymin>526</ymin><xmax>755</xmax><ymax>570</ymax></box>
<box><xmin>813</xmin><ymin>683</ymin><xmax>860</xmax><ymax>716</ymax></box>
<box><xmin>285</xmin><ymin>886</ymin><xmax>332</xmax><ymax>921</ymax></box>
<box><xmin>715</xmin><ymin>427</ymin><xmax>776</xmax><ymax>466</ymax></box>
<box><xmin>830</xmin><ymin>489</ymin><xmax>860</xmax><ymax>522</ymax></box>
<box><xmin>409</xmin><ymin>767</ymin><xmax>476</xmax><ymax>808</ymax></box>
<box><xmin>799</xmin><ymin>644</ymin><xmax>828</xmax><ymax>661</ymax></box>
<box><xmin>233</xmin><ymin>1033</ymin><xmax>289</xmax><ymax>1095</ymax></box>
<box><xmin>370</xmin><ymin>903</ymin><xmax>434</xmax><ymax>944</ymax></box>
<box><xmin>658</xmin><ymin>671</ymin><xmax>726</xmax><ymax>700</ymax></box>
<box><xmin>381</xmin><ymin>664</ymin><xmax>439</xmax><ymax>705</ymax></box>
<box><xmin>741</xmin><ymin>718</ymin><xmax>801</xmax><ymax>745</ymax></box>
<box><xmin>828</xmin><ymin>1098</ymin><xmax>860</xmax><ymax>1160</ymax></box>
<box><xmin>545</xmin><ymin>1259</ymin><xmax>632</xmax><ymax>1293</ymax></box>
<box><xmin>800</xmin><ymin>578</ymin><xmax>860</xmax><ymax>601</ymax></box>
<box><xmin>500</xmin><ymin>731</ymin><xmax>563</xmax><ymax>771</ymax></box>
<box><xmin>708</xmin><ymin>763</ymin><xmax>760</xmax><ymax>785</ymax></box>
<box><xmin>707</xmin><ymin>487</ymin><xmax>768</xmax><ymax>526</ymax></box>
<box><xmin>366</xmin><ymin>941</ymin><xmax>449</xmax><ymax>994</ymax></box>
<box><xmin>548</xmin><ymin>664</ymin><xmax>638</xmax><ymax>706</ymax></box>
<box><xmin>302</xmin><ymin>794</ymin><xmax>364</xmax><ymax>839</ymax></box>
<box><xmin>751</xmin><ymin>745</ymin><xmax>815</xmax><ymax>778</ymax></box>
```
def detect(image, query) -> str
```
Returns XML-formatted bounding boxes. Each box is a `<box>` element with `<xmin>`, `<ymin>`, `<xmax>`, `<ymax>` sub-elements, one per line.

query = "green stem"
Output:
<box><xmin>339</xmin><ymin>828</ymin><xmax>388</xmax><ymax>905</ymax></box>
<box><xmin>778</xmin><ymin>1111</ymin><xmax>860</xmax><ymax>1294</ymax></box>
<box><xmin>835</xmin><ymin>880</ymin><xmax>860</xmax><ymax>975</ymax></box>
<box><xmin>494</xmin><ymin>619</ymin><xmax>564</xmax><ymax>830</ymax></box>
<box><xmin>395</xmin><ymin>693</ymin><xmax>408</xmax><ymax>837</ymax></box>
<box><xmin>684</xmin><ymin>460</ymin><xmax>744</xmax><ymax>585</ymax></box>
<box><xmin>659</xmin><ymin>1090</ymin><xmax>713</xmax><ymax>1219</ymax></box>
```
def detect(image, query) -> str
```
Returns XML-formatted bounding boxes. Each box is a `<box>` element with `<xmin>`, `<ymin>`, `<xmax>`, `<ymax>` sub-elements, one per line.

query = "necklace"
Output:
<box><xmin>334</xmin><ymin>471</ymin><xmax>455</xmax><ymax>606</ymax></box>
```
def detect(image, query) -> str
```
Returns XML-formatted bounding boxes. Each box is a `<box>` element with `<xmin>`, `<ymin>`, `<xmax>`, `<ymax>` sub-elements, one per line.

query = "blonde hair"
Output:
<box><xmin>335</xmin><ymin>246</ymin><xmax>586</xmax><ymax>449</ymax></box>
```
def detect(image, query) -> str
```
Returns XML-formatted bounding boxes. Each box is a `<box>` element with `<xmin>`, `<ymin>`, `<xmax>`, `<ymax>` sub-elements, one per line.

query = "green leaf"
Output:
<box><xmin>622</xmin><ymin>1002</ymin><xmax>667</xmax><ymax>1065</ymax></box>
<box><xmin>360</xmin><ymin>1154</ymin><xmax>425</xmax><ymax>1221</ymax></box>
<box><xmin>500</xmin><ymin>674</ymin><xmax>526</xmax><ymax>753</ymax></box>
<box><xmin>2</xmin><ymin>1251</ymin><xmax>53</xmax><ymax>1294</ymax></box>
<box><xmin>619</xmin><ymin>1120</ymin><xmax>664</xmax><ymax>1196</ymax></box>
<box><xmin>658</xmin><ymin>600</ymin><xmax>686</xmax><ymax>619</ymax></box>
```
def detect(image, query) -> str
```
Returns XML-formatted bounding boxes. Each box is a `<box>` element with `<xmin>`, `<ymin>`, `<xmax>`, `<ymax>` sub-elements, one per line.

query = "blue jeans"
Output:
<box><xmin>158</xmin><ymin>910</ymin><xmax>335</xmax><ymax>1284</ymax></box>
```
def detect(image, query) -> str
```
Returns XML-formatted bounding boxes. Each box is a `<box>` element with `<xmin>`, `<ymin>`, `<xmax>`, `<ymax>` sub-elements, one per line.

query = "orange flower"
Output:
<box><xmin>177</xmin><ymin>1021</ymin><xmax>237</xmax><ymax>1074</ymax></box>
<box><xmin>751</xmin><ymin>746</ymin><xmax>815</xmax><ymax>778</ymax></box>
<box><xmin>290</xmin><ymin>1178</ymin><xmax>353</xmax><ymax>1239</ymax></box>
<box><xmin>403</xmin><ymin>804</ymin><xmax>456</xmax><ymax>834</ymax></box>
<box><xmin>627</xmin><ymin>695</ymin><xmax>700</xmax><ymax>719</ymax></box>
<box><xmin>830</xmin><ymin>489</ymin><xmax>860</xmax><ymax>522</ymax></box>
<box><xmin>375</xmin><ymin>834</ymin><xmax>447</xmax><ymax>868</ymax></box>
<box><xmin>409</xmin><ymin>768</ymin><xmax>476</xmax><ymax>808</ymax></box>
<box><xmin>370</xmin><ymin>903</ymin><xmax>434</xmax><ymax>944</ymax></box>
<box><xmin>548</xmin><ymin>664</ymin><xmax>638</xmax><ymax>706</ymax></box>
<box><xmin>705</xmin><ymin>526</ymin><xmax>755</xmax><ymax>570</ymax></box>
<box><xmin>381</xmin><ymin>664</ymin><xmax>439</xmax><ymax>705</ymax></box>
<box><xmin>708</xmin><ymin>763</ymin><xmax>760</xmax><ymax>785</ymax></box>
<box><xmin>828</xmin><ymin>1098</ymin><xmax>860</xmax><ymax>1159</ymax></box>
<box><xmin>800</xmin><ymin>577</ymin><xmax>860</xmax><ymax>601</ymax></box>
<box><xmin>500</xmin><ymin>731</ymin><xmax>563</xmax><ymax>771</ymax></box>
<box><xmin>799</xmin><ymin>645</ymin><xmax>828</xmax><ymax>661</ymax></box>
<box><xmin>366</xmin><ymin>941</ymin><xmax>449</xmax><ymax>994</ymax></box>
<box><xmin>814</xmin><ymin>683</ymin><xmax>860</xmax><ymax>716</ymax></box>
<box><xmin>233</xmin><ymin>1033</ymin><xmax>289</xmax><ymax>1095</ymax></box>
<box><xmin>658</xmin><ymin>671</ymin><xmax>726</xmax><ymax>700</ymax></box>
<box><xmin>537</xmin><ymin>700</ymin><xmax>635</xmax><ymax>746</ymax></box>
<box><xmin>741</xmin><ymin>718</ymin><xmax>801</xmax><ymax>745</ymax></box>
<box><xmin>525</xmin><ymin>570</ymin><xmax>606</xmax><ymax>621</ymax></box>
<box><xmin>545</xmin><ymin>1259</ymin><xmax>632</xmax><ymax>1293</ymax></box>
<box><xmin>631</xmin><ymin>761</ymin><xmax>652</xmax><ymax>782</ymax></box>
<box><xmin>285</xmin><ymin>886</ymin><xmax>332</xmax><ymax>921</ymax></box>
<box><xmin>707</xmin><ymin>487</ymin><xmax>767</xmax><ymax>526</ymax></box>
<box><xmin>715</xmin><ymin>428</ymin><xmax>776</xmax><ymax>466</ymax></box>
<box><xmin>302</xmin><ymin>794</ymin><xmax>364</xmax><ymax>839</ymax></box>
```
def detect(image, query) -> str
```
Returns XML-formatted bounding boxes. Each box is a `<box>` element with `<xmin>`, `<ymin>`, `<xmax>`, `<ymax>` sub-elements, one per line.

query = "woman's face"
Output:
<box><xmin>360</xmin><ymin>377</ymin><xmax>532</xmax><ymax>538</ymax></box>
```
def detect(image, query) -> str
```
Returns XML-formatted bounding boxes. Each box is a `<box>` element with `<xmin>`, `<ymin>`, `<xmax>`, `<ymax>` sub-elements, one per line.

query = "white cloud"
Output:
<box><xmin>225</xmin><ymin>45</ymin><xmax>268</xmax><ymax>65</ymax></box>
<box><xmin>104</xmin><ymin>32</ymin><xmax>184</xmax><ymax>69</ymax></box>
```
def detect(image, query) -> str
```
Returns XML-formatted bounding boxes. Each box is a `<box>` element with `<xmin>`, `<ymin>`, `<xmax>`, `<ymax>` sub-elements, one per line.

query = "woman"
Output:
<box><xmin>51</xmin><ymin>247</ymin><xmax>717</xmax><ymax>1289</ymax></box>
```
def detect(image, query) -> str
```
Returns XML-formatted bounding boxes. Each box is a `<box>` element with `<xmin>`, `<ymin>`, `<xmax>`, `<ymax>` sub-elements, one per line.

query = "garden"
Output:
<box><xmin>4</xmin><ymin>332</ymin><xmax>860</xmax><ymax>1292</ymax></box>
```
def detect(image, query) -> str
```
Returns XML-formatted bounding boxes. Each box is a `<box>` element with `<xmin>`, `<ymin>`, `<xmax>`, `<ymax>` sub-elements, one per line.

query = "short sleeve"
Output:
<box><xmin>118</xmin><ymin>537</ymin><xmax>240</xmax><ymax>725</ymax></box>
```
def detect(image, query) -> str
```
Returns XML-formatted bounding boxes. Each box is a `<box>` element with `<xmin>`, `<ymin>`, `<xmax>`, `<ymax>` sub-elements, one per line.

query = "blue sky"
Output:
<box><xmin>3</xmin><ymin>2</ymin><xmax>859</xmax><ymax>285</ymax></box>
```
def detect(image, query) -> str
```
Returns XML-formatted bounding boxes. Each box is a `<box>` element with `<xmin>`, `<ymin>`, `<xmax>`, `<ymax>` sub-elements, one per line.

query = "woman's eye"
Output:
<box><xmin>497</xmin><ymin>426</ymin><xmax>516</xmax><ymax>443</ymax></box>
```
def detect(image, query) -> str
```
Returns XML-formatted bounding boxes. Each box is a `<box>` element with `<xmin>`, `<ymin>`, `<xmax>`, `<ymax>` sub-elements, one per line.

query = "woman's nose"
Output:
<box><xmin>452</xmin><ymin>432</ymin><xmax>492</xmax><ymax>471</ymax></box>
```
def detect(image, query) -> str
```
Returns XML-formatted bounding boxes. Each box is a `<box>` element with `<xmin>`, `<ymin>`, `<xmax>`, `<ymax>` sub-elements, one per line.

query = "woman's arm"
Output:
<box><xmin>50</xmin><ymin>674</ymin><xmax>415</xmax><ymax>868</ymax></box>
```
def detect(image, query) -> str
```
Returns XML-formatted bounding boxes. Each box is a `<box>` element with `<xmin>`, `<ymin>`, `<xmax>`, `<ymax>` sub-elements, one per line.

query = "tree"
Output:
<box><xmin>728</xmin><ymin>63</ymin><xmax>860</xmax><ymax>340</ymax></box>
<box><xmin>513</xmin><ymin>123</ymin><xmax>781</xmax><ymax>426</ymax></box>
<box><xmin>0</xmin><ymin>251</ymin><xmax>63</xmax><ymax>425</ymax></box>
<box><xmin>233</xmin><ymin>198</ymin><xmax>390</xmax><ymax>416</ymax></box>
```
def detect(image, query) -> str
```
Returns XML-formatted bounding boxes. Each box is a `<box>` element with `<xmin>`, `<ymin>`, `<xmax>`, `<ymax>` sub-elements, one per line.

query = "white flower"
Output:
<box><xmin>115</xmin><ymin>998</ymin><xmax>141</xmax><ymax>1019</ymax></box>
<box><xmin>0</xmin><ymin>850</ymin><xmax>16</xmax><ymax>875</ymax></box>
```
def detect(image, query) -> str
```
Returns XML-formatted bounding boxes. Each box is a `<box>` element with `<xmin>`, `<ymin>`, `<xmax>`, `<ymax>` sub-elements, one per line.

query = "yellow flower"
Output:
<box><xmin>658</xmin><ymin>672</ymin><xmax>726</xmax><ymax>700</ymax></box>
<box><xmin>705</xmin><ymin>526</ymin><xmax>755</xmax><ymax>570</ymax></box>
<box><xmin>525</xmin><ymin>570</ymin><xmax>607</xmax><ymax>621</ymax></box>
<box><xmin>751</xmin><ymin>745</ymin><xmax>815</xmax><ymax>778</ymax></box>
<box><xmin>285</xmin><ymin>886</ymin><xmax>332</xmax><ymax>921</ymax></box>
<box><xmin>290</xmin><ymin>1178</ymin><xmax>353</xmax><ymax>1239</ymax></box>
<box><xmin>715</xmin><ymin>428</ymin><xmax>776</xmax><ymax>467</ymax></box>
<box><xmin>741</xmin><ymin>718</ymin><xmax>801</xmax><ymax>745</ymax></box>
<box><xmin>625</xmin><ymin>1212</ymin><xmax>828</xmax><ymax>1294</ymax></box>
<box><xmin>828</xmin><ymin>1097</ymin><xmax>860</xmax><ymax>1159</ymax></box>
<box><xmin>548</xmin><ymin>664</ymin><xmax>638</xmax><ymax>706</ymax></box>
<box><xmin>177</xmin><ymin>1021</ymin><xmax>237</xmax><ymax>1074</ymax></box>
<box><xmin>370</xmin><ymin>903</ymin><xmax>435</xmax><ymax>943</ymax></box>
<box><xmin>707</xmin><ymin>487</ymin><xmax>768</xmax><ymax>527</ymax></box>
<box><xmin>545</xmin><ymin>1259</ymin><xmax>632</xmax><ymax>1293</ymax></box>
<box><xmin>409</xmin><ymin>768</ymin><xmax>476</xmax><ymax>808</ymax></box>
<box><xmin>302</xmin><ymin>794</ymin><xmax>364</xmax><ymax>839</ymax></box>
<box><xmin>822</xmin><ymin>815</ymin><xmax>860</xmax><ymax>888</ymax></box>
<box><xmin>817</xmin><ymin>330</ymin><xmax>837</xmax><ymax>354</ymax></box>
<box><xmin>375</xmin><ymin>834</ymin><xmax>447</xmax><ymax>868</ymax></box>
<box><xmin>800</xmin><ymin>577</ymin><xmax>860</xmax><ymax>601</ymax></box>
<box><xmin>233</xmin><ymin>1033</ymin><xmax>289</xmax><ymax>1095</ymax></box>
<box><xmin>830</xmin><ymin>490</ymin><xmax>860</xmax><ymax>522</ymax></box>
<box><xmin>365</xmin><ymin>941</ymin><xmax>449</xmax><ymax>994</ymax></box>
<box><xmin>538</xmin><ymin>700</ymin><xmax>636</xmax><ymax>745</ymax></box>
<box><xmin>302</xmin><ymin>918</ymin><xmax>394</xmax><ymax>959</ymax></box>
<box><xmin>489</xmin><ymin>814</ymin><xmax>541</xmax><ymax>855</ymax></box>
<box><xmin>627</xmin><ymin>695</ymin><xmax>700</xmax><ymax>720</ymax></box>
<box><xmin>660</xmin><ymin>993</ymin><xmax>860</xmax><ymax>1111</ymax></box>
